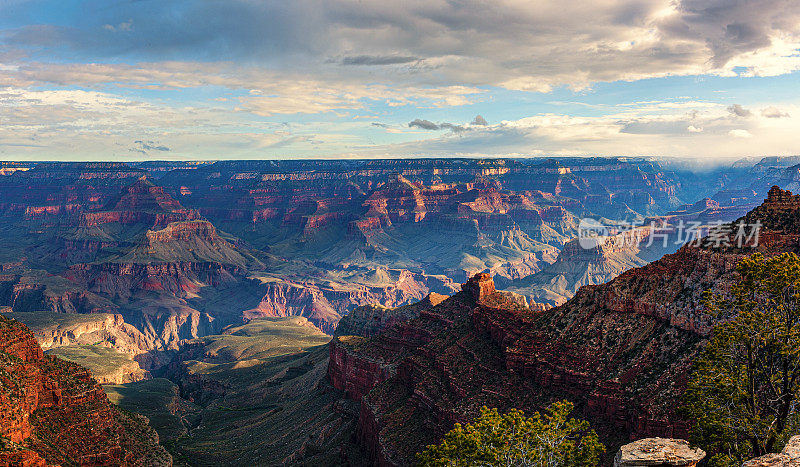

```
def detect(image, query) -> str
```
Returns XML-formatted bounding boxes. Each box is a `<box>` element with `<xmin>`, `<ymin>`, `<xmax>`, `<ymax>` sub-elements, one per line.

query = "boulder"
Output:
<box><xmin>614</xmin><ymin>438</ymin><xmax>706</xmax><ymax>467</ymax></box>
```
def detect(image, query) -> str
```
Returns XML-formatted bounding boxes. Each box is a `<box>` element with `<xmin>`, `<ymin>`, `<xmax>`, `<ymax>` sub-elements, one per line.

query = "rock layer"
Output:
<box><xmin>0</xmin><ymin>314</ymin><xmax>169</xmax><ymax>465</ymax></box>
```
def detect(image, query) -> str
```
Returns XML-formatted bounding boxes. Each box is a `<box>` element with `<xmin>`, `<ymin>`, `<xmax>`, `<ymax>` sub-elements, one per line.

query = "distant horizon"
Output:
<box><xmin>4</xmin><ymin>153</ymin><xmax>800</xmax><ymax>171</ymax></box>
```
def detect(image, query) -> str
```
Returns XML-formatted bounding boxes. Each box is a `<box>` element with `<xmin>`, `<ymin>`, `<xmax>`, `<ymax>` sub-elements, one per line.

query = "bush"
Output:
<box><xmin>417</xmin><ymin>401</ymin><xmax>604</xmax><ymax>466</ymax></box>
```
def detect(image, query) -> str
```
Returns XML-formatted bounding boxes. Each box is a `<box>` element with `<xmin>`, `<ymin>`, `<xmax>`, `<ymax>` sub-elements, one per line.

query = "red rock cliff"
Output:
<box><xmin>0</xmin><ymin>315</ymin><xmax>170</xmax><ymax>466</ymax></box>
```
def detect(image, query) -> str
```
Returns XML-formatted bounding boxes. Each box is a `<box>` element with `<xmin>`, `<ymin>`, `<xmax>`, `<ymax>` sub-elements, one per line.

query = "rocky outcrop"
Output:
<box><xmin>65</xmin><ymin>261</ymin><xmax>242</xmax><ymax>301</ymax></box>
<box><xmin>507</xmin><ymin>224</ymin><xmax>680</xmax><ymax>309</ymax></box>
<box><xmin>94</xmin><ymin>358</ymin><xmax>150</xmax><ymax>385</ymax></box>
<box><xmin>0</xmin><ymin>272</ymin><xmax>115</xmax><ymax>315</ymax></box>
<box><xmin>328</xmin><ymin>336</ymin><xmax>395</xmax><ymax>401</ymax></box>
<box><xmin>0</xmin><ymin>314</ymin><xmax>170</xmax><ymax>465</ymax></box>
<box><xmin>743</xmin><ymin>436</ymin><xmax>800</xmax><ymax>467</ymax></box>
<box><xmin>248</xmin><ymin>272</ymin><xmax>457</xmax><ymax>334</ymax></box>
<box><xmin>333</xmin><ymin>272</ymin><xmax>702</xmax><ymax>463</ymax></box>
<box><xmin>461</xmin><ymin>272</ymin><xmax>495</xmax><ymax>302</ymax></box>
<box><xmin>5</xmin><ymin>312</ymin><xmax>153</xmax><ymax>382</ymax></box>
<box><xmin>122</xmin><ymin>308</ymin><xmax>219</xmax><ymax>361</ymax></box>
<box><xmin>614</xmin><ymin>438</ymin><xmax>705</xmax><ymax>466</ymax></box>
<box><xmin>6</xmin><ymin>312</ymin><xmax>151</xmax><ymax>354</ymax></box>
<box><xmin>334</xmin><ymin>292</ymin><xmax>448</xmax><ymax>338</ymax></box>
<box><xmin>81</xmin><ymin>177</ymin><xmax>200</xmax><ymax>228</ymax></box>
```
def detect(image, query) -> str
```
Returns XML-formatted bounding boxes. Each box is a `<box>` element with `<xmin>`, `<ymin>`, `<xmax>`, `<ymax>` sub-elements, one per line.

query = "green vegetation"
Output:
<box><xmin>417</xmin><ymin>401</ymin><xmax>604</xmax><ymax>466</ymax></box>
<box><xmin>45</xmin><ymin>345</ymin><xmax>145</xmax><ymax>383</ymax></box>
<box><xmin>105</xmin><ymin>318</ymin><xmax>352</xmax><ymax>465</ymax></box>
<box><xmin>6</xmin><ymin>312</ymin><xmax>114</xmax><ymax>334</ymax></box>
<box><xmin>684</xmin><ymin>253</ymin><xmax>800</xmax><ymax>465</ymax></box>
<box><xmin>186</xmin><ymin>316</ymin><xmax>330</xmax><ymax>362</ymax></box>
<box><xmin>105</xmin><ymin>378</ymin><xmax>201</xmax><ymax>441</ymax></box>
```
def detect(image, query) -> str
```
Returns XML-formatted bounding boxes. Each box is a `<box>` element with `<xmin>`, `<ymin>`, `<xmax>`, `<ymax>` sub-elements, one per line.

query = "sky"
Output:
<box><xmin>1</xmin><ymin>0</ymin><xmax>800</xmax><ymax>161</ymax></box>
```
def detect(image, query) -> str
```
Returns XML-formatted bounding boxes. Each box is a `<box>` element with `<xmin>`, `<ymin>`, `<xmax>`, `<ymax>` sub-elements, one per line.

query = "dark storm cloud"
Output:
<box><xmin>3</xmin><ymin>0</ymin><xmax>800</xmax><ymax>89</ymax></box>
<box><xmin>662</xmin><ymin>0</ymin><xmax>790</xmax><ymax>67</ymax></box>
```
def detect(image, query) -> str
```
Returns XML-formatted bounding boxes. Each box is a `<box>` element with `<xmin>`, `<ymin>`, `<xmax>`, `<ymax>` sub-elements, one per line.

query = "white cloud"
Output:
<box><xmin>345</xmin><ymin>102</ymin><xmax>800</xmax><ymax>160</ymax></box>
<box><xmin>728</xmin><ymin>129</ymin><xmax>753</xmax><ymax>138</ymax></box>
<box><xmin>0</xmin><ymin>62</ymin><xmax>485</xmax><ymax>116</ymax></box>
<box><xmin>762</xmin><ymin>106</ymin><xmax>791</xmax><ymax>118</ymax></box>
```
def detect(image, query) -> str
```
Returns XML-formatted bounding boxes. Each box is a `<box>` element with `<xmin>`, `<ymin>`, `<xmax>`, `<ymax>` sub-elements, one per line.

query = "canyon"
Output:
<box><xmin>0</xmin><ymin>157</ymin><xmax>718</xmax><ymax>350</ymax></box>
<box><xmin>0</xmin><ymin>157</ymin><xmax>797</xmax><ymax>464</ymax></box>
<box><xmin>324</xmin><ymin>186</ymin><xmax>800</xmax><ymax>464</ymax></box>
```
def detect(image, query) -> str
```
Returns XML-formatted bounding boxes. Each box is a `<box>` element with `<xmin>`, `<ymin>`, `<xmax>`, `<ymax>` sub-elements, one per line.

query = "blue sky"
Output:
<box><xmin>1</xmin><ymin>0</ymin><xmax>800</xmax><ymax>161</ymax></box>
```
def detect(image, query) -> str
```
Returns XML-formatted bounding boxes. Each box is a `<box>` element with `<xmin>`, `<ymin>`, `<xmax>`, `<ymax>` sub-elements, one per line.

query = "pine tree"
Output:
<box><xmin>417</xmin><ymin>401</ymin><xmax>604</xmax><ymax>466</ymax></box>
<box><xmin>684</xmin><ymin>253</ymin><xmax>800</xmax><ymax>465</ymax></box>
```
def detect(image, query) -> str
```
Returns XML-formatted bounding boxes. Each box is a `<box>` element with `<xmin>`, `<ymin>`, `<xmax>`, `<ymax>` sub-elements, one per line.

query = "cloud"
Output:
<box><xmin>355</xmin><ymin>100</ymin><xmax>800</xmax><ymax>160</ymax></box>
<box><xmin>2</xmin><ymin>83</ymin><xmax>799</xmax><ymax>161</ymax></box>
<box><xmin>4</xmin><ymin>0</ymin><xmax>800</xmax><ymax>91</ymax></box>
<box><xmin>471</xmin><ymin>115</ymin><xmax>488</xmax><ymax>126</ymax></box>
<box><xmin>408</xmin><ymin>119</ymin><xmax>440</xmax><ymax>130</ymax></box>
<box><xmin>727</xmin><ymin>104</ymin><xmax>752</xmax><ymax>117</ymax></box>
<box><xmin>130</xmin><ymin>140</ymin><xmax>170</xmax><ymax>155</ymax></box>
<box><xmin>762</xmin><ymin>106</ymin><xmax>790</xmax><ymax>118</ymax></box>
<box><xmin>408</xmin><ymin>119</ymin><xmax>466</xmax><ymax>132</ymax></box>
<box><xmin>3</xmin><ymin>1</ymin><xmax>800</xmax><ymax>160</ymax></box>
<box><xmin>439</xmin><ymin>123</ymin><xmax>466</xmax><ymax>132</ymax></box>
<box><xmin>0</xmin><ymin>61</ymin><xmax>485</xmax><ymax>116</ymax></box>
<box><xmin>728</xmin><ymin>129</ymin><xmax>753</xmax><ymax>138</ymax></box>
<box><xmin>0</xmin><ymin>86</ymin><xmax>303</xmax><ymax>159</ymax></box>
<box><xmin>340</xmin><ymin>55</ymin><xmax>420</xmax><ymax>66</ymax></box>
<box><xmin>103</xmin><ymin>20</ymin><xmax>133</xmax><ymax>32</ymax></box>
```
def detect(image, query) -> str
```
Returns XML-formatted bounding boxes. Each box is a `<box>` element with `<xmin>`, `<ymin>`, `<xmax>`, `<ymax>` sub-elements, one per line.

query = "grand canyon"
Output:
<box><xmin>5</xmin><ymin>1</ymin><xmax>800</xmax><ymax>465</ymax></box>
<box><xmin>1</xmin><ymin>157</ymin><xmax>800</xmax><ymax>465</ymax></box>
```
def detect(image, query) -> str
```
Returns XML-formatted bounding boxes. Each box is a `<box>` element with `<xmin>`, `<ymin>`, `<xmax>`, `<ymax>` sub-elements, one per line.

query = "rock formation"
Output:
<box><xmin>0</xmin><ymin>158</ymin><xmax>751</xmax><ymax>357</ymax></box>
<box><xmin>6</xmin><ymin>312</ymin><xmax>151</xmax><ymax>354</ymax></box>
<box><xmin>334</xmin><ymin>292</ymin><xmax>449</xmax><ymax>338</ymax></box>
<box><xmin>80</xmin><ymin>176</ymin><xmax>201</xmax><ymax>228</ymax></box>
<box><xmin>742</xmin><ymin>436</ymin><xmax>800</xmax><ymax>467</ymax></box>
<box><xmin>0</xmin><ymin>314</ymin><xmax>170</xmax><ymax>465</ymax></box>
<box><xmin>614</xmin><ymin>438</ymin><xmax>706</xmax><ymax>466</ymax></box>
<box><xmin>461</xmin><ymin>272</ymin><xmax>495</xmax><ymax>301</ymax></box>
<box><xmin>1</xmin><ymin>158</ymin><xmax>797</xmax><ymax>465</ymax></box>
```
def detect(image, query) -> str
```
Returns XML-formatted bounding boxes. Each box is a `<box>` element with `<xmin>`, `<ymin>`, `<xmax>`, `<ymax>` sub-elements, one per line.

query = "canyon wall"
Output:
<box><xmin>327</xmin><ymin>187</ymin><xmax>800</xmax><ymax>465</ymax></box>
<box><xmin>0</xmin><ymin>314</ymin><xmax>170</xmax><ymax>465</ymax></box>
